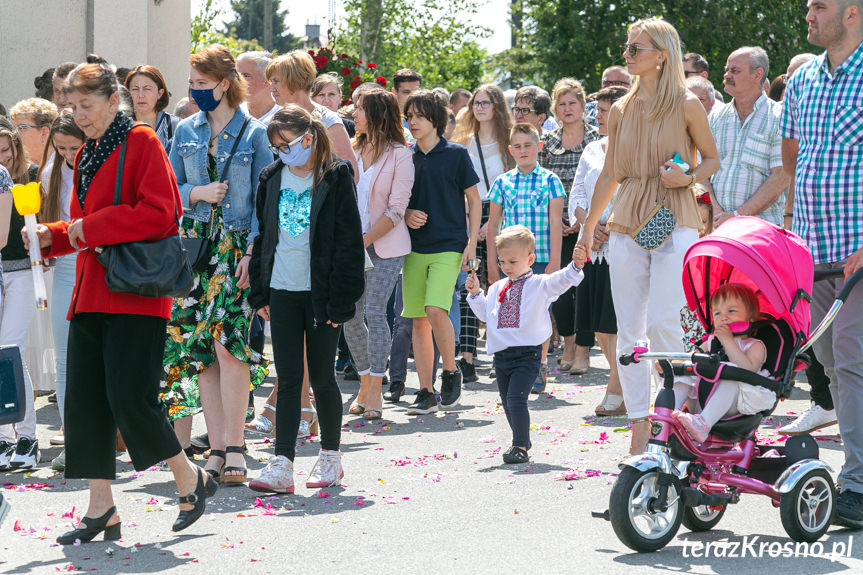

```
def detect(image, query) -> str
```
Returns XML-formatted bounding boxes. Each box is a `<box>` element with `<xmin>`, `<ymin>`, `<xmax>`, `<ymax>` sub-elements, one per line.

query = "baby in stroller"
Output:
<box><xmin>673</xmin><ymin>283</ymin><xmax>777</xmax><ymax>442</ymax></box>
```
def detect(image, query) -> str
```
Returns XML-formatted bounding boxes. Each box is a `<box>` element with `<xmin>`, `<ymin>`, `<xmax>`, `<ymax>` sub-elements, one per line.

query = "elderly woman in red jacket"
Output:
<box><xmin>28</xmin><ymin>63</ymin><xmax>216</xmax><ymax>544</ymax></box>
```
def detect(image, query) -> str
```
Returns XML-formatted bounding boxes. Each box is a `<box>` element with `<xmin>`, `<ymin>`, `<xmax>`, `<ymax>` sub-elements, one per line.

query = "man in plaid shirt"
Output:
<box><xmin>707</xmin><ymin>47</ymin><xmax>789</xmax><ymax>227</ymax></box>
<box><xmin>781</xmin><ymin>0</ymin><xmax>863</xmax><ymax>529</ymax></box>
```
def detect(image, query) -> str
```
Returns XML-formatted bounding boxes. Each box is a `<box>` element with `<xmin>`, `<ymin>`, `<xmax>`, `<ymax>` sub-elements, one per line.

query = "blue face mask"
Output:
<box><xmin>189</xmin><ymin>86</ymin><xmax>222</xmax><ymax>112</ymax></box>
<box><xmin>276</xmin><ymin>133</ymin><xmax>313</xmax><ymax>166</ymax></box>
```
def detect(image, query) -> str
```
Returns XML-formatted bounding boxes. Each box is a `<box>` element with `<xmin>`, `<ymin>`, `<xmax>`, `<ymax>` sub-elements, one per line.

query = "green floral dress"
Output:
<box><xmin>160</xmin><ymin>154</ymin><xmax>268</xmax><ymax>420</ymax></box>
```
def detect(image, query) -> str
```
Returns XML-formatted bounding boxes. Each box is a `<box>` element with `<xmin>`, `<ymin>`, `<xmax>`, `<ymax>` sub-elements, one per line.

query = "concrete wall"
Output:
<box><xmin>0</xmin><ymin>0</ymin><xmax>190</xmax><ymax>114</ymax></box>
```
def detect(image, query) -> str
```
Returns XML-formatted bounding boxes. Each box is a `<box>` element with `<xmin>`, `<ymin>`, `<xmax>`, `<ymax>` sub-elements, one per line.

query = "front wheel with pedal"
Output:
<box><xmin>609</xmin><ymin>466</ymin><xmax>683</xmax><ymax>552</ymax></box>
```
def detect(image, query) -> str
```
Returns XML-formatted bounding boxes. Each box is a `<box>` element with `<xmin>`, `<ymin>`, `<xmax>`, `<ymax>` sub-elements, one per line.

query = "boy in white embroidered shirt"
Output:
<box><xmin>466</xmin><ymin>225</ymin><xmax>586</xmax><ymax>464</ymax></box>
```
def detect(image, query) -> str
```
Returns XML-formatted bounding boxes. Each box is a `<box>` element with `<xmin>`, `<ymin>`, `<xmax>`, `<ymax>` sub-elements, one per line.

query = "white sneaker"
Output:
<box><xmin>9</xmin><ymin>437</ymin><xmax>40</xmax><ymax>469</ymax></box>
<box><xmin>778</xmin><ymin>403</ymin><xmax>838</xmax><ymax>435</ymax></box>
<box><xmin>0</xmin><ymin>441</ymin><xmax>14</xmax><ymax>471</ymax></box>
<box><xmin>249</xmin><ymin>455</ymin><xmax>294</xmax><ymax>494</ymax></box>
<box><xmin>305</xmin><ymin>449</ymin><xmax>343</xmax><ymax>488</ymax></box>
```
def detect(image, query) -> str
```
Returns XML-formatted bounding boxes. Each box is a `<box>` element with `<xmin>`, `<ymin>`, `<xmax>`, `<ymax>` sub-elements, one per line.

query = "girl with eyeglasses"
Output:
<box><xmin>248</xmin><ymin>105</ymin><xmax>364</xmax><ymax>493</ymax></box>
<box><xmin>453</xmin><ymin>84</ymin><xmax>515</xmax><ymax>382</ymax></box>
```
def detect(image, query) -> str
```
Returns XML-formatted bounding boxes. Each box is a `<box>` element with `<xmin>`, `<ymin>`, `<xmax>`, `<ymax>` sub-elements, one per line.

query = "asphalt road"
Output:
<box><xmin>2</xmin><ymin>345</ymin><xmax>860</xmax><ymax>574</ymax></box>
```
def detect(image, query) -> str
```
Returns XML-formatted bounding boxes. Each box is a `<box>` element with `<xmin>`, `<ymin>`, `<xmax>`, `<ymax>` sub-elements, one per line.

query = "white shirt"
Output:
<box><xmin>569</xmin><ymin>138</ymin><xmax>616</xmax><ymax>262</ymax></box>
<box><xmin>312</xmin><ymin>102</ymin><xmax>344</xmax><ymax>129</ymax></box>
<box><xmin>356</xmin><ymin>155</ymin><xmax>375</xmax><ymax>234</ymax></box>
<box><xmin>240</xmin><ymin>102</ymin><xmax>281</xmax><ymax>126</ymax></box>
<box><xmin>40</xmin><ymin>156</ymin><xmax>74</xmax><ymax>221</ymax></box>
<box><xmin>468</xmin><ymin>263</ymin><xmax>583</xmax><ymax>354</ymax></box>
<box><xmin>467</xmin><ymin>137</ymin><xmax>506</xmax><ymax>201</ymax></box>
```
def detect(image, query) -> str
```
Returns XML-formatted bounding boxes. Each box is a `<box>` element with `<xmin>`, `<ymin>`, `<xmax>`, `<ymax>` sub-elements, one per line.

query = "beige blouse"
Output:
<box><xmin>607</xmin><ymin>97</ymin><xmax>702</xmax><ymax>235</ymax></box>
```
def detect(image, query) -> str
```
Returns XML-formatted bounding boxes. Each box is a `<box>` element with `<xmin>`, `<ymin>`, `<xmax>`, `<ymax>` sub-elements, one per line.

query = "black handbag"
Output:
<box><xmin>95</xmin><ymin>135</ymin><xmax>194</xmax><ymax>298</ymax></box>
<box><xmin>182</xmin><ymin>116</ymin><xmax>251</xmax><ymax>273</ymax></box>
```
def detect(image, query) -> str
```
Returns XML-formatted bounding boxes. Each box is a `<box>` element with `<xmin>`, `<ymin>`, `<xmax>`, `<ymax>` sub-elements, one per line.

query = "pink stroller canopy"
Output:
<box><xmin>682</xmin><ymin>216</ymin><xmax>814</xmax><ymax>338</ymax></box>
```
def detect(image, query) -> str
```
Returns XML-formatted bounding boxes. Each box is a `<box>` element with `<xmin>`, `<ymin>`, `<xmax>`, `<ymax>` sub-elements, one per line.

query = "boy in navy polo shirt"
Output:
<box><xmin>402</xmin><ymin>90</ymin><xmax>481</xmax><ymax>414</ymax></box>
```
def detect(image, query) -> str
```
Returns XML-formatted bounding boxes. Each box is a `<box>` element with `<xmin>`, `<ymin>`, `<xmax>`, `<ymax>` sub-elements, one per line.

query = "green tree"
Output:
<box><xmin>497</xmin><ymin>0</ymin><xmax>811</xmax><ymax>93</ymax></box>
<box><xmin>191</xmin><ymin>0</ymin><xmax>265</xmax><ymax>55</ymax></box>
<box><xmin>339</xmin><ymin>0</ymin><xmax>490</xmax><ymax>91</ymax></box>
<box><xmin>222</xmin><ymin>0</ymin><xmax>300</xmax><ymax>54</ymax></box>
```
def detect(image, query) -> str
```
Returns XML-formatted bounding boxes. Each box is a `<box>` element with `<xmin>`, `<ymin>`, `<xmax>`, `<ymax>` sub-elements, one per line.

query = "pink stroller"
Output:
<box><xmin>599</xmin><ymin>217</ymin><xmax>863</xmax><ymax>552</ymax></box>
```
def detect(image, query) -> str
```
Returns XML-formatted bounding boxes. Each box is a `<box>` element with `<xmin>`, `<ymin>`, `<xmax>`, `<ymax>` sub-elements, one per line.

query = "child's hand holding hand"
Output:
<box><xmin>572</xmin><ymin>243</ymin><xmax>588</xmax><ymax>268</ymax></box>
<box><xmin>465</xmin><ymin>271</ymin><xmax>481</xmax><ymax>296</ymax></box>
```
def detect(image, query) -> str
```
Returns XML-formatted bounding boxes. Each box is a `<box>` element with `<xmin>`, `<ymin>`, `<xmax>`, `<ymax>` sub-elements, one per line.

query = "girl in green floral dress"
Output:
<box><xmin>163</xmin><ymin>46</ymin><xmax>274</xmax><ymax>485</ymax></box>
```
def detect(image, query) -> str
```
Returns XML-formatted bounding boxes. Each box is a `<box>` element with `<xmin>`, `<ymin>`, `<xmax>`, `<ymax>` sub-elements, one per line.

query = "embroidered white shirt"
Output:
<box><xmin>468</xmin><ymin>263</ymin><xmax>583</xmax><ymax>354</ymax></box>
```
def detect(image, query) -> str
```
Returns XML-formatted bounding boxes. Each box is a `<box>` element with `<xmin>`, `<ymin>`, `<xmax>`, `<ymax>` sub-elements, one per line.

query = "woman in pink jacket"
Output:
<box><xmin>343</xmin><ymin>89</ymin><xmax>414</xmax><ymax>419</ymax></box>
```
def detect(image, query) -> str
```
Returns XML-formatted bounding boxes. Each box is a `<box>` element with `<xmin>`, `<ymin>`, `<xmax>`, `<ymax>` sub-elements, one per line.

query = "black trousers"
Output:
<box><xmin>806</xmin><ymin>350</ymin><xmax>834</xmax><ymax>410</ymax></box>
<box><xmin>552</xmin><ymin>233</ymin><xmax>594</xmax><ymax>346</ymax></box>
<box><xmin>269</xmin><ymin>290</ymin><xmax>342</xmax><ymax>460</ymax></box>
<box><xmin>65</xmin><ymin>313</ymin><xmax>180</xmax><ymax>480</ymax></box>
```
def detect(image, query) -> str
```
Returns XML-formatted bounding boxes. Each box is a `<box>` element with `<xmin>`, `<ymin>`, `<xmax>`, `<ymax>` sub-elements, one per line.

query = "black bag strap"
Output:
<box><xmin>219</xmin><ymin>116</ymin><xmax>252</xmax><ymax>181</ymax></box>
<box><xmin>474</xmin><ymin>132</ymin><xmax>490</xmax><ymax>191</ymax></box>
<box><xmin>112</xmin><ymin>125</ymin><xmax>180</xmax><ymax>237</ymax></box>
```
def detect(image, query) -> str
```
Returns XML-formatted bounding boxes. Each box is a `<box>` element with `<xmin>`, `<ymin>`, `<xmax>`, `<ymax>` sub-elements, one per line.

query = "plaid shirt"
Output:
<box><xmin>539</xmin><ymin>123</ymin><xmax>601</xmax><ymax>221</ymax></box>
<box><xmin>780</xmin><ymin>43</ymin><xmax>863</xmax><ymax>264</ymax></box>
<box><xmin>487</xmin><ymin>163</ymin><xmax>566</xmax><ymax>262</ymax></box>
<box><xmin>709</xmin><ymin>94</ymin><xmax>784</xmax><ymax>225</ymax></box>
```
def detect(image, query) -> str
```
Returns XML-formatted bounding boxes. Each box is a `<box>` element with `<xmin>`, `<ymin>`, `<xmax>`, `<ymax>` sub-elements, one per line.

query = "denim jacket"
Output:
<box><xmin>169</xmin><ymin>108</ymin><xmax>272</xmax><ymax>244</ymax></box>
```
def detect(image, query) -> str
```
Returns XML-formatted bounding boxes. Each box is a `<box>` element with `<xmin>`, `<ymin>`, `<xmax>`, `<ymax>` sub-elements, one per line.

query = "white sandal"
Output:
<box><xmin>245</xmin><ymin>403</ymin><xmax>276</xmax><ymax>434</ymax></box>
<box><xmin>595</xmin><ymin>393</ymin><xmax>626</xmax><ymax>416</ymax></box>
<box><xmin>297</xmin><ymin>407</ymin><xmax>319</xmax><ymax>439</ymax></box>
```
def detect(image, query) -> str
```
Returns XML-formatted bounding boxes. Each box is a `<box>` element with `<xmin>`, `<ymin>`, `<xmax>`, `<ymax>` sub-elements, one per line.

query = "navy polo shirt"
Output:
<box><xmin>408</xmin><ymin>137</ymin><xmax>480</xmax><ymax>254</ymax></box>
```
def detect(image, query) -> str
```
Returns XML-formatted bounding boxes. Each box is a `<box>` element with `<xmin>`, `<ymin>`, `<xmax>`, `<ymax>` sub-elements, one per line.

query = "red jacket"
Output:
<box><xmin>45</xmin><ymin>125</ymin><xmax>182</xmax><ymax>320</ymax></box>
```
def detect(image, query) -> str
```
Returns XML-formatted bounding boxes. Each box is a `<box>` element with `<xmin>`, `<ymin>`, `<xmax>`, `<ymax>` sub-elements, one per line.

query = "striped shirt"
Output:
<box><xmin>539</xmin><ymin>123</ymin><xmax>602</xmax><ymax>222</ymax></box>
<box><xmin>487</xmin><ymin>163</ymin><xmax>566</xmax><ymax>263</ymax></box>
<box><xmin>709</xmin><ymin>94</ymin><xmax>784</xmax><ymax>225</ymax></box>
<box><xmin>780</xmin><ymin>43</ymin><xmax>863</xmax><ymax>264</ymax></box>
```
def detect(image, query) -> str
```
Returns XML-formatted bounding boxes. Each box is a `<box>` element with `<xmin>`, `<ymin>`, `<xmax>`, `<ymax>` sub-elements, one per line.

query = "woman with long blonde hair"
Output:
<box><xmin>576</xmin><ymin>18</ymin><xmax>719</xmax><ymax>456</ymax></box>
<box><xmin>453</xmin><ymin>84</ymin><xmax>514</xmax><ymax>380</ymax></box>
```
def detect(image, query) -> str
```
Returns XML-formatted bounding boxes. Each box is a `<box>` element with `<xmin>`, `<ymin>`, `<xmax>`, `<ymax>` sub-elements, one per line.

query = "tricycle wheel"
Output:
<box><xmin>682</xmin><ymin>501</ymin><xmax>726</xmax><ymax>532</ymax></box>
<box><xmin>780</xmin><ymin>468</ymin><xmax>835</xmax><ymax>542</ymax></box>
<box><xmin>609</xmin><ymin>466</ymin><xmax>683</xmax><ymax>552</ymax></box>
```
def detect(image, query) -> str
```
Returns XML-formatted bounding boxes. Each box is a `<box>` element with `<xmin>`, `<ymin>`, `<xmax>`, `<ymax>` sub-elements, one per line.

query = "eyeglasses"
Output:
<box><xmin>602</xmin><ymin>81</ymin><xmax>631</xmax><ymax>88</ymax></box>
<box><xmin>268</xmin><ymin>132</ymin><xmax>308</xmax><ymax>155</ymax></box>
<box><xmin>684</xmin><ymin>70</ymin><xmax>700</xmax><ymax>78</ymax></box>
<box><xmin>14</xmin><ymin>124</ymin><xmax>41</xmax><ymax>131</ymax></box>
<box><xmin>511</xmin><ymin>106</ymin><xmax>536</xmax><ymax>116</ymax></box>
<box><xmin>472</xmin><ymin>100</ymin><xmax>493</xmax><ymax>110</ymax></box>
<box><xmin>621</xmin><ymin>43</ymin><xmax>658</xmax><ymax>57</ymax></box>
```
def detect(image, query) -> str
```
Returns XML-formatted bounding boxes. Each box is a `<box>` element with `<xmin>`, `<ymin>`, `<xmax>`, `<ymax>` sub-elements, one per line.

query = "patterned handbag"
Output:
<box><xmin>631</xmin><ymin>192</ymin><xmax>675</xmax><ymax>250</ymax></box>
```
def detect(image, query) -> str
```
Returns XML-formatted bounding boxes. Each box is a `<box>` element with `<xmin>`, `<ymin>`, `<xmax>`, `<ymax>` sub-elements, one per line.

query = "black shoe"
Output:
<box><xmin>57</xmin><ymin>506</ymin><xmax>121</xmax><ymax>544</ymax></box>
<box><xmin>439</xmin><ymin>369</ymin><xmax>462</xmax><ymax>408</ymax></box>
<box><xmin>502</xmin><ymin>446</ymin><xmax>529</xmax><ymax>464</ymax></box>
<box><xmin>457</xmin><ymin>358</ymin><xmax>478</xmax><ymax>383</ymax></box>
<box><xmin>183</xmin><ymin>446</ymin><xmax>195</xmax><ymax>458</ymax></box>
<box><xmin>47</xmin><ymin>392</ymin><xmax>57</xmax><ymax>403</ymax></box>
<box><xmin>190</xmin><ymin>433</ymin><xmax>210</xmax><ymax>453</ymax></box>
<box><xmin>407</xmin><ymin>389</ymin><xmax>439</xmax><ymax>415</ymax></box>
<box><xmin>343</xmin><ymin>362</ymin><xmax>360</xmax><ymax>381</ymax></box>
<box><xmin>384</xmin><ymin>381</ymin><xmax>405</xmax><ymax>403</ymax></box>
<box><xmin>834</xmin><ymin>490</ymin><xmax>863</xmax><ymax>528</ymax></box>
<box><xmin>172</xmin><ymin>468</ymin><xmax>219</xmax><ymax>532</ymax></box>
<box><xmin>382</xmin><ymin>374</ymin><xmax>389</xmax><ymax>387</ymax></box>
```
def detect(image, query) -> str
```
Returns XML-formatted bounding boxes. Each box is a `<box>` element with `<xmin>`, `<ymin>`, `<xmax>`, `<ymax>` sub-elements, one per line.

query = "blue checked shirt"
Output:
<box><xmin>780</xmin><ymin>43</ymin><xmax>863</xmax><ymax>264</ymax></box>
<box><xmin>487</xmin><ymin>163</ymin><xmax>566</xmax><ymax>263</ymax></box>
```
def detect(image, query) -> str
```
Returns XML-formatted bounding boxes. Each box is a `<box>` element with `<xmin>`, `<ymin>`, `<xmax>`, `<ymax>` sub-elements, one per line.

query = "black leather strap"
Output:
<box><xmin>220</xmin><ymin>116</ymin><xmax>251</xmax><ymax>180</ymax></box>
<box><xmin>474</xmin><ymin>132</ymin><xmax>490</xmax><ymax>190</ymax></box>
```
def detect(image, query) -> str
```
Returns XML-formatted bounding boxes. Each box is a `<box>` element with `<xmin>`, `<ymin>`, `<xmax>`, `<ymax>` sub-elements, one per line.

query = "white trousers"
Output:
<box><xmin>607</xmin><ymin>228</ymin><xmax>698</xmax><ymax>419</ymax></box>
<box><xmin>0</xmin><ymin>269</ymin><xmax>37</xmax><ymax>442</ymax></box>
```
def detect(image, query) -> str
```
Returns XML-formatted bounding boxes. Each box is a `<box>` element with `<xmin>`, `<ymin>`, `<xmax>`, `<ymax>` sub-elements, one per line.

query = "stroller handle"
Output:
<box><xmin>619</xmin><ymin>351</ymin><xmax>721</xmax><ymax>366</ymax></box>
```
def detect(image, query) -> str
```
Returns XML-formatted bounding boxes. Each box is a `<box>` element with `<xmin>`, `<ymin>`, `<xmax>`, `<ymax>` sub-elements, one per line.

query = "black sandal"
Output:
<box><xmin>57</xmin><ymin>506</ymin><xmax>121</xmax><ymax>544</ymax></box>
<box><xmin>205</xmin><ymin>449</ymin><xmax>225</xmax><ymax>483</ymax></box>
<box><xmin>172</xmin><ymin>467</ymin><xmax>218</xmax><ymax>532</ymax></box>
<box><xmin>221</xmin><ymin>445</ymin><xmax>247</xmax><ymax>485</ymax></box>
<box><xmin>502</xmin><ymin>446</ymin><xmax>530</xmax><ymax>464</ymax></box>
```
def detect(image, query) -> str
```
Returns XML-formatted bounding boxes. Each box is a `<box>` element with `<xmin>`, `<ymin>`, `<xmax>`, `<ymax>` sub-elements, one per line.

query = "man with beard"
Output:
<box><xmin>781</xmin><ymin>0</ymin><xmax>863</xmax><ymax>529</ymax></box>
<box><xmin>705</xmin><ymin>47</ymin><xmax>789</xmax><ymax>228</ymax></box>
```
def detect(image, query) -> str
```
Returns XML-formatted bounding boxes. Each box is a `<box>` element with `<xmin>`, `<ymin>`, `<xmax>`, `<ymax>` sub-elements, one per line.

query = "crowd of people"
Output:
<box><xmin>0</xmin><ymin>0</ymin><xmax>861</xmax><ymax>542</ymax></box>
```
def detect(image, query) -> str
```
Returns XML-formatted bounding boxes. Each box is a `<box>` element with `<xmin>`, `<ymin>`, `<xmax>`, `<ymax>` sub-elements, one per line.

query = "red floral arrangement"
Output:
<box><xmin>307</xmin><ymin>46</ymin><xmax>387</xmax><ymax>105</ymax></box>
